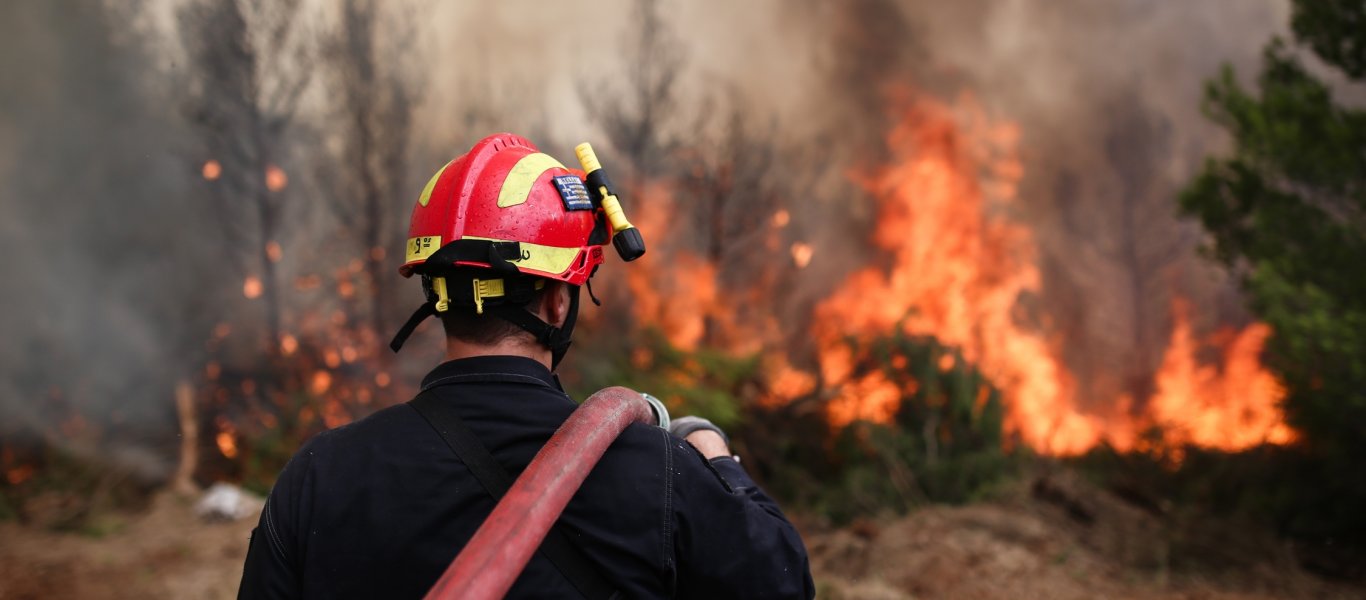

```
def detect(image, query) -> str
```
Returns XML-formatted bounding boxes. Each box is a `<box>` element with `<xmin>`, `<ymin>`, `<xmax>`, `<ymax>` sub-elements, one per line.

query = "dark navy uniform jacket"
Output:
<box><xmin>238</xmin><ymin>355</ymin><xmax>814</xmax><ymax>599</ymax></box>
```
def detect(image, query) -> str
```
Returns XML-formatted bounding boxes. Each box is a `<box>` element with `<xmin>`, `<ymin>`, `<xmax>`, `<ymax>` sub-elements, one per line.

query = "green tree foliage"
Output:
<box><xmin>1179</xmin><ymin>0</ymin><xmax>1366</xmax><ymax>544</ymax></box>
<box><xmin>568</xmin><ymin>328</ymin><xmax>757</xmax><ymax>429</ymax></box>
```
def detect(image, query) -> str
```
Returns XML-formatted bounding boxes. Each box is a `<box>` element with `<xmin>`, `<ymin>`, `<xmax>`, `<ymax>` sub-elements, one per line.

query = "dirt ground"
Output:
<box><xmin>0</xmin><ymin>476</ymin><xmax>1360</xmax><ymax>599</ymax></box>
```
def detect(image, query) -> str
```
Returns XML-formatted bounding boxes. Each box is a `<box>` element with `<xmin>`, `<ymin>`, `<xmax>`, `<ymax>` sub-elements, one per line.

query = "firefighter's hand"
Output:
<box><xmin>671</xmin><ymin>416</ymin><xmax>731</xmax><ymax>459</ymax></box>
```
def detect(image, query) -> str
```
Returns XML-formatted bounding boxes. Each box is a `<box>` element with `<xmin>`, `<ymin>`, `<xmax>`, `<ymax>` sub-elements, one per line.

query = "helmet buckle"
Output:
<box><xmin>472</xmin><ymin>278</ymin><xmax>506</xmax><ymax>314</ymax></box>
<box><xmin>432</xmin><ymin>277</ymin><xmax>451</xmax><ymax>313</ymax></box>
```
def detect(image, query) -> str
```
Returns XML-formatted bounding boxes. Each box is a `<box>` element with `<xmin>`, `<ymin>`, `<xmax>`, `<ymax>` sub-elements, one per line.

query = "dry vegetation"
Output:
<box><xmin>2</xmin><ymin>471</ymin><xmax>1360</xmax><ymax>600</ymax></box>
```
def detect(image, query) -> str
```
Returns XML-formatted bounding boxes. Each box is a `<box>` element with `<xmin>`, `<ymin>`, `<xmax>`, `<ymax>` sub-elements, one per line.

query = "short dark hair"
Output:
<box><xmin>437</xmin><ymin>287</ymin><xmax>546</xmax><ymax>346</ymax></box>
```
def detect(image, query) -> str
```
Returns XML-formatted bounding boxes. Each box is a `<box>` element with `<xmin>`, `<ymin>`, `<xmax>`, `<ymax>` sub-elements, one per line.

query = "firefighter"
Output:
<box><xmin>237</xmin><ymin>133</ymin><xmax>814</xmax><ymax>599</ymax></box>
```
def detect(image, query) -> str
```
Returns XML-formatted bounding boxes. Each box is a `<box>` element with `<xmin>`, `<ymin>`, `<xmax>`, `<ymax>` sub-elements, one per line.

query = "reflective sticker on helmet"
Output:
<box><xmin>418</xmin><ymin>160</ymin><xmax>453</xmax><ymax>207</ymax></box>
<box><xmin>497</xmin><ymin>153</ymin><xmax>567</xmax><ymax>208</ymax></box>
<box><xmin>552</xmin><ymin>175</ymin><xmax>593</xmax><ymax>211</ymax></box>
<box><xmin>464</xmin><ymin>236</ymin><xmax>582</xmax><ymax>276</ymax></box>
<box><xmin>405</xmin><ymin>236</ymin><xmax>441</xmax><ymax>263</ymax></box>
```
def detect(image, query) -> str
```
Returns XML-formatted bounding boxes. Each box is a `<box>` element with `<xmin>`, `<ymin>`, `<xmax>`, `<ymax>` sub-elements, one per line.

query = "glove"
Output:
<box><xmin>669</xmin><ymin>416</ymin><xmax>730</xmax><ymax>446</ymax></box>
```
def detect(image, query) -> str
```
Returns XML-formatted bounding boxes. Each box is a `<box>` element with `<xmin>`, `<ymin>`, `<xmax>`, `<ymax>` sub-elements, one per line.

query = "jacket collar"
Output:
<box><xmin>420</xmin><ymin>355</ymin><xmax>560</xmax><ymax>392</ymax></box>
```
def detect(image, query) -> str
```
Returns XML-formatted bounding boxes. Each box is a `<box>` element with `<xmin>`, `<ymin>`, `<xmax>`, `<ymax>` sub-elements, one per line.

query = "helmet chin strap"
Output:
<box><xmin>485</xmin><ymin>285</ymin><xmax>580</xmax><ymax>370</ymax></box>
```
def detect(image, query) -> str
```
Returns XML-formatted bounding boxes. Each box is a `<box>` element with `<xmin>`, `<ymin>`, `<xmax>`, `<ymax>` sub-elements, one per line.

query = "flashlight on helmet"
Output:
<box><xmin>575</xmin><ymin>143</ymin><xmax>646</xmax><ymax>262</ymax></box>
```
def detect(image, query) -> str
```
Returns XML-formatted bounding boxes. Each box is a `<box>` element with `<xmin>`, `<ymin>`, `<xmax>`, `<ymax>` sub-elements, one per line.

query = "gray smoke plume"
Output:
<box><xmin>0</xmin><ymin>0</ymin><xmax>1307</xmax><ymax>479</ymax></box>
<box><xmin>0</xmin><ymin>0</ymin><xmax>214</xmax><ymax>479</ymax></box>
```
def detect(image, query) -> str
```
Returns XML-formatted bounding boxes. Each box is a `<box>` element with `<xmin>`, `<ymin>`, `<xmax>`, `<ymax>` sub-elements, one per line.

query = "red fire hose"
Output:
<box><xmin>423</xmin><ymin>386</ymin><xmax>656</xmax><ymax>600</ymax></box>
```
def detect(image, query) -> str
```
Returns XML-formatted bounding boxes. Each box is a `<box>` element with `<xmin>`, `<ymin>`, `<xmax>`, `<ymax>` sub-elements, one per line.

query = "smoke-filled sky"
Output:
<box><xmin>0</xmin><ymin>0</ymin><xmax>1310</xmax><ymax>474</ymax></box>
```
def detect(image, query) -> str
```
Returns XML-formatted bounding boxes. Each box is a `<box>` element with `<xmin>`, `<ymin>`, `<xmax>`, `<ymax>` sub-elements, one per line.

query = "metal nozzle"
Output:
<box><xmin>641</xmin><ymin>393</ymin><xmax>670</xmax><ymax>430</ymax></box>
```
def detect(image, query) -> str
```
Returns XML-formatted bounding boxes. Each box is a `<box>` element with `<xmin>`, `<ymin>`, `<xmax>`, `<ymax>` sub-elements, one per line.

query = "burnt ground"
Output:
<box><xmin>0</xmin><ymin>475</ymin><xmax>1360</xmax><ymax>600</ymax></box>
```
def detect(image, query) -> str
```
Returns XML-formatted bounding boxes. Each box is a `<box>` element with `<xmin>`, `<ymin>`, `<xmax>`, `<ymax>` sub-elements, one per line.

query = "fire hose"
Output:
<box><xmin>423</xmin><ymin>387</ymin><xmax>669</xmax><ymax>600</ymax></box>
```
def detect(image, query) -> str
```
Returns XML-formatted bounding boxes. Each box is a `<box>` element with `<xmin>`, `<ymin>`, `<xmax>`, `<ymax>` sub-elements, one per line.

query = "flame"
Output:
<box><xmin>766</xmin><ymin>358</ymin><xmax>818</xmax><ymax>405</ymax></box>
<box><xmin>798</xmin><ymin>93</ymin><xmax>1294</xmax><ymax>456</ymax></box>
<box><xmin>216</xmin><ymin>418</ymin><xmax>239</xmax><ymax>459</ymax></box>
<box><xmin>790</xmin><ymin>242</ymin><xmax>814</xmax><ymax>269</ymax></box>
<box><xmin>265</xmin><ymin>164</ymin><xmax>288</xmax><ymax>191</ymax></box>
<box><xmin>202</xmin><ymin>159</ymin><xmax>222</xmax><ymax>181</ymax></box>
<box><xmin>772</xmin><ymin>209</ymin><xmax>791</xmax><ymax>228</ymax></box>
<box><xmin>280</xmin><ymin>333</ymin><xmax>299</xmax><ymax>356</ymax></box>
<box><xmin>808</xmin><ymin>93</ymin><xmax>1103</xmax><ymax>454</ymax></box>
<box><xmin>266</xmin><ymin>241</ymin><xmax>283</xmax><ymax>263</ymax></box>
<box><xmin>6</xmin><ymin>465</ymin><xmax>35</xmax><ymax>485</ymax></box>
<box><xmin>621</xmin><ymin>183</ymin><xmax>726</xmax><ymax>350</ymax></box>
<box><xmin>1146</xmin><ymin>300</ymin><xmax>1293</xmax><ymax>449</ymax></box>
<box><xmin>310</xmin><ymin>370</ymin><xmax>333</xmax><ymax>395</ymax></box>
<box><xmin>243</xmin><ymin>276</ymin><xmax>263</xmax><ymax>299</ymax></box>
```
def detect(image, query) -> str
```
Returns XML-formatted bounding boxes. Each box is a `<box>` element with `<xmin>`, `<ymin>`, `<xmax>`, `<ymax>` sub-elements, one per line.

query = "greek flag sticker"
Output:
<box><xmin>552</xmin><ymin>175</ymin><xmax>594</xmax><ymax>211</ymax></box>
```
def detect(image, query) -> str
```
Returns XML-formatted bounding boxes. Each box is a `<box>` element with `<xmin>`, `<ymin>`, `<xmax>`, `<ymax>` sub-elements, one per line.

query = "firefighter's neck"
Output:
<box><xmin>443</xmin><ymin>282</ymin><xmax>569</xmax><ymax>371</ymax></box>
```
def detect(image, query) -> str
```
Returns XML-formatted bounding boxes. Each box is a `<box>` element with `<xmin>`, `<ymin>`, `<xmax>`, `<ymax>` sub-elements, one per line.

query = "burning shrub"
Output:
<box><xmin>0</xmin><ymin>442</ymin><xmax>156</xmax><ymax>535</ymax></box>
<box><xmin>748</xmin><ymin>330</ymin><xmax>1022</xmax><ymax>525</ymax></box>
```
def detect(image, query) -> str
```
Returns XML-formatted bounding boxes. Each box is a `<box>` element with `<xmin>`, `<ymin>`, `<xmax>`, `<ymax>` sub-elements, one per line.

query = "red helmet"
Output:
<box><xmin>399</xmin><ymin>133</ymin><xmax>606</xmax><ymax>284</ymax></box>
<box><xmin>389</xmin><ymin>133</ymin><xmax>642</xmax><ymax>362</ymax></box>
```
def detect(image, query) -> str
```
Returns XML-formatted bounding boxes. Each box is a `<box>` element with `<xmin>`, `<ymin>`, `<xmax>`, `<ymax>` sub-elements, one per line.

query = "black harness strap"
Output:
<box><xmin>409</xmin><ymin>391</ymin><xmax>619</xmax><ymax>600</ymax></box>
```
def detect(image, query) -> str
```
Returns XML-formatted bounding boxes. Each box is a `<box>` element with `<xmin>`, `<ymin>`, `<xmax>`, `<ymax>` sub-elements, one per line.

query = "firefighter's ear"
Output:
<box><xmin>540</xmin><ymin>281</ymin><xmax>572</xmax><ymax>328</ymax></box>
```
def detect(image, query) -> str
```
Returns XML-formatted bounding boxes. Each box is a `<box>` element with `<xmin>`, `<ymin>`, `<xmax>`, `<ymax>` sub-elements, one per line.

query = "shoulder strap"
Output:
<box><xmin>409</xmin><ymin>391</ymin><xmax>619</xmax><ymax>600</ymax></box>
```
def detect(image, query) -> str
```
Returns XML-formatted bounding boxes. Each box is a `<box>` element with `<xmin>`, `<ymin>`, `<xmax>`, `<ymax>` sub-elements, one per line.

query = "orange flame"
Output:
<box><xmin>280</xmin><ymin>333</ymin><xmax>299</xmax><ymax>356</ymax></box>
<box><xmin>265</xmin><ymin>165</ymin><xmax>288</xmax><ymax>192</ymax></box>
<box><xmin>6</xmin><ymin>465</ymin><xmax>35</xmax><ymax>485</ymax></box>
<box><xmin>1145</xmin><ymin>300</ymin><xmax>1293</xmax><ymax>449</ymax></box>
<box><xmin>790</xmin><ymin>242</ymin><xmax>814</xmax><ymax>269</ymax></box>
<box><xmin>202</xmin><ymin>159</ymin><xmax>222</xmax><ymax>181</ymax></box>
<box><xmin>216</xmin><ymin>418</ymin><xmax>239</xmax><ymax>459</ymax></box>
<box><xmin>809</xmin><ymin>93</ymin><xmax>1103</xmax><ymax>453</ymax></box>
<box><xmin>801</xmin><ymin>92</ymin><xmax>1292</xmax><ymax>456</ymax></box>
<box><xmin>243</xmin><ymin>276</ymin><xmax>263</xmax><ymax>299</ymax></box>
<box><xmin>310</xmin><ymin>370</ymin><xmax>333</xmax><ymax>395</ymax></box>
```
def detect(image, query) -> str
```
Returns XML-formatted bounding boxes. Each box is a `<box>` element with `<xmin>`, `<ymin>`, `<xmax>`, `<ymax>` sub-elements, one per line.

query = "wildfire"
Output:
<box><xmin>1145</xmin><ymin>301</ymin><xmax>1293</xmax><ymax>449</ymax></box>
<box><xmin>800</xmin><ymin>93</ymin><xmax>1292</xmax><ymax>456</ymax></box>
<box><xmin>807</xmin><ymin>94</ymin><xmax>1101</xmax><ymax>453</ymax></box>
<box><xmin>202</xmin><ymin>159</ymin><xmax>222</xmax><ymax>181</ymax></box>
<box><xmin>622</xmin><ymin>182</ymin><xmax>726</xmax><ymax>350</ymax></box>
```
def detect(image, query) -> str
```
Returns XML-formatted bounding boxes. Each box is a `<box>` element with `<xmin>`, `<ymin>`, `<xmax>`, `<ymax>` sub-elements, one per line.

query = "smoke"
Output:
<box><xmin>0</xmin><ymin>1</ymin><xmax>213</xmax><ymax>479</ymax></box>
<box><xmin>0</xmin><ymin>0</ymin><xmax>1305</xmax><ymax>476</ymax></box>
<box><xmin>768</xmin><ymin>0</ymin><xmax>1294</xmax><ymax>408</ymax></box>
<box><xmin>904</xmin><ymin>0</ymin><xmax>1290</xmax><ymax>407</ymax></box>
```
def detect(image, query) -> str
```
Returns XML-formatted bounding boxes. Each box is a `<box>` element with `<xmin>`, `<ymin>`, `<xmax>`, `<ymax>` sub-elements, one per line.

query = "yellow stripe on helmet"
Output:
<box><xmin>418</xmin><ymin>159</ymin><xmax>454</xmax><ymax>207</ymax></box>
<box><xmin>462</xmin><ymin>236</ymin><xmax>582</xmax><ymax>276</ymax></box>
<box><xmin>497</xmin><ymin>153</ymin><xmax>567</xmax><ymax>208</ymax></box>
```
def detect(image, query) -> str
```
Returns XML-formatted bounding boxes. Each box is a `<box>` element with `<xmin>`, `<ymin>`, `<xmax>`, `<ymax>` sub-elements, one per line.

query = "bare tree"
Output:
<box><xmin>580</xmin><ymin>0</ymin><xmax>683</xmax><ymax>184</ymax></box>
<box><xmin>324</xmin><ymin>0</ymin><xmax>416</xmax><ymax>342</ymax></box>
<box><xmin>177</xmin><ymin>0</ymin><xmax>316</xmax><ymax>357</ymax></box>
<box><xmin>675</xmin><ymin>103</ymin><xmax>800</xmax><ymax>347</ymax></box>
